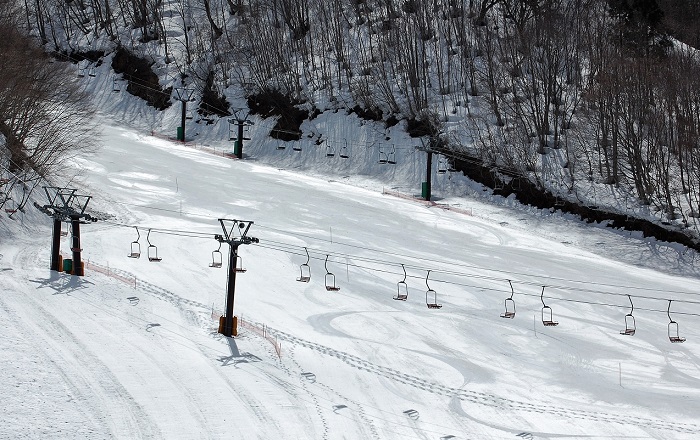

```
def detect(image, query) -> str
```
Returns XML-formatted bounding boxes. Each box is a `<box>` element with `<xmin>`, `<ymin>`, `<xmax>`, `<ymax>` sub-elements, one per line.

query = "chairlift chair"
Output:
<box><xmin>4</xmin><ymin>198</ymin><xmax>17</xmax><ymax>214</ymax></box>
<box><xmin>554</xmin><ymin>193</ymin><xmax>565</xmax><ymax>207</ymax></box>
<box><xmin>447</xmin><ymin>158</ymin><xmax>456</xmax><ymax>172</ymax></box>
<box><xmin>209</xmin><ymin>242</ymin><xmax>223</xmax><ymax>268</ymax></box>
<box><xmin>378</xmin><ymin>144</ymin><xmax>388</xmax><ymax>164</ymax></box>
<box><xmin>70</xmin><ymin>227</ymin><xmax>82</xmax><ymax>252</ymax></box>
<box><xmin>437</xmin><ymin>156</ymin><xmax>448</xmax><ymax>174</ymax></box>
<box><xmin>276</xmin><ymin>141</ymin><xmax>286</xmax><ymax>150</ymax></box>
<box><xmin>667</xmin><ymin>300</ymin><xmax>686</xmax><ymax>343</ymax></box>
<box><xmin>620</xmin><ymin>295</ymin><xmax>635</xmax><ymax>336</ymax></box>
<box><xmin>324</xmin><ymin>255</ymin><xmax>340</xmax><ymax>291</ymax></box>
<box><xmin>491</xmin><ymin>169</ymin><xmax>504</xmax><ymax>191</ymax></box>
<box><xmin>511</xmin><ymin>177</ymin><xmax>522</xmax><ymax>191</ymax></box>
<box><xmin>394</xmin><ymin>264</ymin><xmax>408</xmax><ymax>301</ymax></box>
<box><xmin>326</xmin><ymin>143</ymin><xmax>335</xmax><ymax>157</ymax></box>
<box><xmin>387</xmin><ymin>145</ymin><xmax>397</xmax><ymax>165</ymax></box>
<box><xmin>293</xmin><ymin>142</ymin><xmax>302</xmax><ymax>152</ymax></box>
<box><xmin>500</xmin><ymin>280</ymin><xmax>516</xmax><ymax>318</ymax></box>
<box><xmin>297</xmin><ymin>247</ymin><xmax>311</xmax><ymax>282</ymax></box>
<box><xmin>234</xmin><ymin>255</ymin><xmax>246</xmax><ymax>272</ymax></box>
<box><xmin>146</xmin><ymin>229</ymin><xmax>162</xmax><ymax>262</ymax></box>
<box><xmin>128</xmin><ymin>226</ymin><xmax>141</xmax><ymax>258</ymax></box>
<box><xmin>112</xmin><ymin>76</ymin><xmax>121</xmax><ymax>92</ymax></box>
<box><xmin>540</xmin><ymin>286</ymin><xmax>558</xmax><ymax>326</ymax></box>
<box><xmin>425</xmin><ymin>270</ymin><xmax>442</xmax><ymax>309</ymax></box>
<box><xmin>339</xmin><ymin>141</ymin><xmax>349</xmax><ymax>159</ymax></box>
<box><xmin>88</xmin><ymin>66</ymin><xmax>96</xmax><ymax>77</ymax></box>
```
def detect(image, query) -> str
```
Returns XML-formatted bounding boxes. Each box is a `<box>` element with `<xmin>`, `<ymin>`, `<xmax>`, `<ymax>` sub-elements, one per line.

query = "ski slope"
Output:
<box><xmin>2</xmin><ymin>123</ymin><xmax>700</xmax><ymax>440</ymax></box>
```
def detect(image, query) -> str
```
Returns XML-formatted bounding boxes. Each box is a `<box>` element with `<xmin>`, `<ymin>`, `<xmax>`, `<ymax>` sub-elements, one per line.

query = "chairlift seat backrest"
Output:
<box><xmin>501</xmin><ymin>296</ymin><xmax>516</xmax><ymax>319</ymax></box>
<box><xmin>148</xmin><ymin>245</ymin><xmax>162</xmax><ymax>262</ymax></box>
<box><xmin>128</xmin><ymin>227</ymin><xmax>141</xmax><ymax>258</ymax></box>
<box><xmin>668</xmin><ymin>321</ymin><xmax>685</xmax><ymax>343</ymax></box>
<box><xmin>297</xmin><ymin>263</ymin><xmax>311</xmax><ymax>282</ymax></box>
<box><xmin>541</xmin><ymin>306</ymin><xmax>558</xmax><ymax>326</ymax></box>
<box><xmin>426</xmin><ymin>288</ymin><xmax>442</xmax><ymax>309</ymax></box>
<box><xmin>235</xmin><ymin>255</ymin><xmax>246</xmax><ymax>272</ymax></box>
<box><xmin>325</xmin><ymin>273</ymin><xmax>340</xmax><ymax>291</ymax></box>
<box><xmin>209</xmin><ymin>250</ymin><xmax>223</xmax><ymax>268</ymax></box>
<box><xmin>387</xmin><ymin>146</ymin><xmax>397</xmax><ymax>164</ymax></box>
<box><xmin>394</xmin><ymin>280</ymin><xmax>408</xmax><ymax>301</ymax></box>
<box><xmin>620</xmin><ymin>313</ymin><xmax>635</xmax><ymax>335</ymax></box>
<box><xmin>128</xmin><ymin>241</ymin><xmax>141</xmax><ymax>259</ymax></box>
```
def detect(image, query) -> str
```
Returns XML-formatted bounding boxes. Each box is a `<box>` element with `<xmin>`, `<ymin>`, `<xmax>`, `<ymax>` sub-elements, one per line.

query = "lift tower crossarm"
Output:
<box><xmin>215</xmin><ymin>219</ymin><xmax>259</xmax><ymax>337</ymax></box>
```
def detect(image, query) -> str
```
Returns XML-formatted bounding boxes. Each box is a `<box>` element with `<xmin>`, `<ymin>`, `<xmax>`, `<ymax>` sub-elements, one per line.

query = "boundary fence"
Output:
<box><xmin>382</xmin><ymin>188</ymin><xmax>473</xmax><ymax>216</ymax></box>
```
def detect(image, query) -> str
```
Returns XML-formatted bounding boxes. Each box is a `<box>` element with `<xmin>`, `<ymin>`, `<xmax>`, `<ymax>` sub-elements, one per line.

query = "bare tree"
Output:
<box><xmin>0</xmin><ymin>14</ymin><xmax>100</xmax><ymax>185</ymax></box>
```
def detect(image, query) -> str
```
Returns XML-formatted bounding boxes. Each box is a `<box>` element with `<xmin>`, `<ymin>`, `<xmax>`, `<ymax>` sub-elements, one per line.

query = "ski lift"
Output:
<box><xmin>185</xmin><ymin>108</ymin><xmax>194</xmax><ymax>120</ymax></box>
<box><xmin>297</xmin><ymin>247</ymin><xmax>311</xmax><ymax>282</ymax></box>
<box><xmin>4</xmin><ymin>198</ymin><xmax>17</xmax><ymax>214</ymax></box>
<box><xmin>554</xmin><ymin>192</ymin><xmax>565</xmax><ymax>207</ymax></box>
<box><xmin>446</xmin><ymin>157</ymin><xmax>456</xmax><ymax>172</ymax></box>
<box><xmin>339</xmin><ymin>141</ymin><xmax>349</xmax><ymax>159</ymax></box>
<box><xmin>293</xmin><ymin>142</ymin><xmax>302</xmax><ymax>152</ymax></box>
<box><xmin>112</xmin><ymin>76</ymin><xmax>121</xmax><ymax>92</ymax></box>
<box><xmin>540</xmin><ymin>286</ymin><xmax>558</xmax><ymax>326</ymax></box>
<box><xmin>88</xmin><ymin>65</ymin><xmax>96</xmax><ymax>77</ymax></box>
<box><xmin>146</xmin><ymin>229</ymin><xmax>162</xmax><ymax>262</ymax></box>
<box><xmin>378</xmin><ymin>144</ymin><xmax>388</xmax><ymax>164</ymax></box>
<box><xmin>511</xmin><ymin>176</ymin><xmax>522</xmax><ymax>191</ymax></box>
<box><xmin>209</xmin><ymin>242</ymin><xmax>223</xmax><ymax>268</ymax></box>
<box><xmin>324</xmin><ymin>255</ymin><xmax>340</xmax><ymax>291</ymax></box>
<box><xmin>326</xmin><ymin>142</ymin><xmax>335</xmax><ymax>157</ymax></box>
<box><xmin>127</xmin><ymin>226</ymin><xmax>141</xmax><ymax>259</ymax></box>
<box><xmin>394</xmin><ymin>264</ymin><xmax>408</xmax><ymax>301</ymax></box>
<box><xmin>437</xmin><ymin>156</ymin><xmax>448</xmax><ymax>174</ymax></box>
<box><xmin>70</xmin><ymin>225</ymin><xmax>82</xmax><ymax>252</ymax></box>
<box><xmin>77</xmin><ymin>66</ymin><xmax>86</xmax><ymax>78</ymax></box>
<box><xmin>667</xmin><ymin>300</ymin><xmax>686</xmax><ymax>343</ymax></box>
<box><xmin>234</xmin><ymin>255</ymin><xmax>246</xmax><ymax>272</ymax></box>
<box><xmin>500</xmin><ymin>280</ymin><xmax>516</xmax><ymax>319</ymax></box>
<box><xmin>491</xmin><ymin>168</ymin><xmax>504</xmax><ymax>190</ymax></box>
<box><xmin>620</xmin><ymin>294</ymin><xmax>635</xmax><ymax>336</ymax></box>
<box><xmin>387</xmin><ymin>145</ymin><xmax>397</xmax><ymax>165</ymax></box>
<box><xmin>276</xmin><ymin>140</ymin><xmax>286</xmax><ymax>150</ymax></box>
<box><xmin>425</xmin><ymin>270</ymin><xmax>442</xmax><ymax>309</ymax></box>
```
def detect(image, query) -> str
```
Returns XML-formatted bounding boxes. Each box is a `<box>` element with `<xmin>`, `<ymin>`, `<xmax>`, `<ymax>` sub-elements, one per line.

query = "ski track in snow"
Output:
<box><xmin>266</xmin><ymin>325</ymin><xmax>700</xmax><ymax>435</ymax></box>
<box><xmin>9</xmin><ymin>250</ymin><xmax>161</xmax><ymax>438</ymax></box>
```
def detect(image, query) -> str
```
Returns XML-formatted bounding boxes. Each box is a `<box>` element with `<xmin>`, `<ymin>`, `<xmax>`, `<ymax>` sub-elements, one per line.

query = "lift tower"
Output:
<box><xmin>35</xmin><ymin>187</ymin><xmax>97</xmax><ymax>276</ymax></box>
<box><xmin>215</xmin><ymin>219</ymin><xmax>258</xmax><ymax>337</ymax></box>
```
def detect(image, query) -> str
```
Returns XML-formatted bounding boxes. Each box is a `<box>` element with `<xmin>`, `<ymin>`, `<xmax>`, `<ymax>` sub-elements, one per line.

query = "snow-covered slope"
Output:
<box><xmin>2</xmin><ymin>99</ymin><xmax>700</xmax><ymax>439</ymax></box>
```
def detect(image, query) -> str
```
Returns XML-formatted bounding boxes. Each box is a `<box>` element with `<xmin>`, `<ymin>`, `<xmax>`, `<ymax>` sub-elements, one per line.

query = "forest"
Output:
<box><xmin>3</xmin><ymin>0</ymin><xmax>700</xmax><ymax>244</ymax></box>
